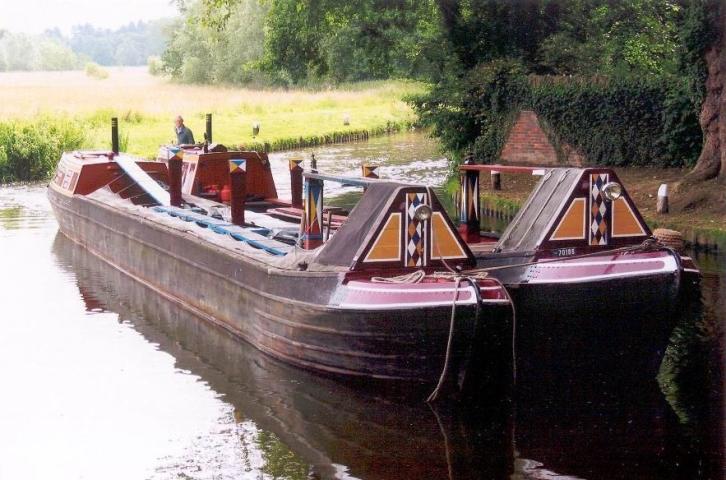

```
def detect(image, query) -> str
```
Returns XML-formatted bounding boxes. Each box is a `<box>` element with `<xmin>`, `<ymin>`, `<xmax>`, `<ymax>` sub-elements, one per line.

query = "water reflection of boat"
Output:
<box><xmin>51</xmin><ymin>233</ymin><xmax>514</xmax><ymax>479</ymax></box>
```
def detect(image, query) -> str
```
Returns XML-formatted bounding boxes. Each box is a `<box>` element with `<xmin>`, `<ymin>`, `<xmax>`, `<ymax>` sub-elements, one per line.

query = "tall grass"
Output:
<box><xmin>0</xmin><ymin>118</ymin><xmax>86</xmax><ymax>182</ymax></box>
<box><xmin>0</xmin><ymin>69</ymin><xmax>426</xmax><ymax>181</ymax></box>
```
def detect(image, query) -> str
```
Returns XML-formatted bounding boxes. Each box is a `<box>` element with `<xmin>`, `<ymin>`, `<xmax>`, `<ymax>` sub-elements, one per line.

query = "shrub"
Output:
<box><xmin>0</xmin><ymin>118</ymin><xmax>87</xmax><ymax>183</ymax></box>
<box><xmin>85</xmin><ymin>62</ymin><xmax>109</xmax><ymax>80</ymax></box>
<box><xmin>147</xmin><ymin>56</ymin><xmax>163</xmax><ymax>76</ymax></box>
<box><xmin>409</xmin><ymin>58</ymin><xmax>527</xmax><ymax>165</ymax></box>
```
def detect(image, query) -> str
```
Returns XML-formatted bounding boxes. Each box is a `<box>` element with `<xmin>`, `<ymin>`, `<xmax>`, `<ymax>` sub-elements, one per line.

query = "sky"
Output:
<box><xmin>0</xmin><ymin>0</ymin><xmax>178</xmax><ymax>35</ymax></box>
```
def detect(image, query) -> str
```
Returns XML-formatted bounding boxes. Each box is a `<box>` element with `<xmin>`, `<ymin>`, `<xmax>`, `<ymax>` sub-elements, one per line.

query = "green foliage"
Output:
<box><xmin>536</xmin><ymin>0</ymin><xmax>681</xmax><ymax>75</ymax></box>
<box><xmin>0</xmin><ymin>21</ymin><xmax>170</xmax><ymax>71</ymax></box>
<box><xmin>412</xmin><ymin>0</ymin><xmax>709</xmax><ymax>169</ymax></box>
<box><xmin>409</xmin><ymin>59</ymin><xmax>527</xmax><ymax>163</ymax></box>
<box><xmin>675</xmin><ymin>0</ymin><xmax>721</xmax><ymax>112</ymax></box>
<box><xmin>70</xmin><ymin>20</ymin><xmax>171</xmax><ymax>66</ymax></box>
<box><xmin>412</xmin><ymin>69</ymin><xmax>702</xmax><ymax>168</ymax></box>
<box><xmin>531</xmin><ymin>77</ymin><xmax>702</xmax><ymax>167</ymax></box>
<box><xmin>166</xmin><ymin>0</ymin><xmax>445</xmax><ymax>85</ymax></box>
<box><xmin>0</xmin><ymin>118</ymin><xmax>86</xmax><ymax>183</ymax></box>
<box><xmin>147</xmin><ymin>56</ymin><xmax>163</xmax><ymax>76</ymax></box>
<box><xmin>162</xmin><ymin>0</ymin><xmax>270</xmax><ymax>84</ymax></box>
<box><xmin>0</xmin><ymin>31</ymin><xmax>81</xmax><ymax>71</ymax></box>
<box><xmin>84</xmin><ymin>62</ymin><xmax>109</xmax><ymax>80</ymax></box>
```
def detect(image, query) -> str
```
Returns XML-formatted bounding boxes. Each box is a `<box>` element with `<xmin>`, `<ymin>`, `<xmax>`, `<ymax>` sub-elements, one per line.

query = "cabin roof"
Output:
<box><xmin>495</xmin><ymin>168</ymin><xmax>583</xmax><ymax>253</ymax></box>
<box><xmin>314</xmin><ymin>182</ymin><xmax>404</xmax><ymax>267</ymax></box>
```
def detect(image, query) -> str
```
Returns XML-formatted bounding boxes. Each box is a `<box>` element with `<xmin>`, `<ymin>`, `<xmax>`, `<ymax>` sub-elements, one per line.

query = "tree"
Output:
<box><xmin>681</xmin><ymin>0</ymin><xmax>725</xmax><ymax>184</ymax></box>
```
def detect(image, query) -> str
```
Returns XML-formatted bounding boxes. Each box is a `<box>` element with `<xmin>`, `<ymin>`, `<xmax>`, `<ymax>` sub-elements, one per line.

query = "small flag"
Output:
<box><xmin>289</xmin><ymin>157</ymin><xmax>303</xmax><ymax>171</ymax></box>
<box><xmin>229</xmin><ymin>159</ymin><xmax>246</xmax><ymax>173</ymax></box>
<box><xmin>362</xmin><ymin>164</ymin><xmax>379</xmax><ymax>179</ymax></box>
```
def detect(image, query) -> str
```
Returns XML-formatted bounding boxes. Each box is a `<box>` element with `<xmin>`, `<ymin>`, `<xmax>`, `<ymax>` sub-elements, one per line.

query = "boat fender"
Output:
<box><xmin>220</xmin><ymin>184</ymin><xmax>232</xmax><ymax>203</ymax></box>
<box><xmin>653</xmin><ymin>228</ymin><xmax>684</xmax><ymax>253</ymax></box>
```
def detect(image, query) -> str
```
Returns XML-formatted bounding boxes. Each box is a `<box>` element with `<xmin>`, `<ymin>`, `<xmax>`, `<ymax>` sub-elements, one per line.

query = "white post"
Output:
<box><xmin>657</xmin><ymin>183</ymin><xmax>669</xmax><ymax>214</ymax></box>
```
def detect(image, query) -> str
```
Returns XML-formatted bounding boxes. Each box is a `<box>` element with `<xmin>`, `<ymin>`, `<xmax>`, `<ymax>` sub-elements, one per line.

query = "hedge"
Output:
<box><xmin>410</xmin><ymin>60</ymin><xmax>703</xmax><ymax>169</ymax></box>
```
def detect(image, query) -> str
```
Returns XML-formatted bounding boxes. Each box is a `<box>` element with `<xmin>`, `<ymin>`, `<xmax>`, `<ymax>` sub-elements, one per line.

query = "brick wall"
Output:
<box><xmin>500</xmin><ymin>110</ymin><xmax>584</xmax><ymax>166</ymax></box>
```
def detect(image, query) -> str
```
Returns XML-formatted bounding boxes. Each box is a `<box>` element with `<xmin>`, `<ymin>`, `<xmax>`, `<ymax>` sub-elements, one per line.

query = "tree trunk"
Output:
<box><xmin>684</xmin><ymin>5</ymin><xmax>726</xmax><ymax>185</ymax></box>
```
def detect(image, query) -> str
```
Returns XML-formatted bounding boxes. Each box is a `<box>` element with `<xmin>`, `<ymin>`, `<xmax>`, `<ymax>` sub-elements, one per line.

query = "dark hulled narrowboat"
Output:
<box><xmin>47</xmin><ymin>124</ymin><xmax>514</xmax><ymax>399</ymax></box>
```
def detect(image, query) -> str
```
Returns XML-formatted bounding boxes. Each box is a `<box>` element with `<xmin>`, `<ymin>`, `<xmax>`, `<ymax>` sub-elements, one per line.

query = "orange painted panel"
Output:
<box><xmin>365</xmin><ymin>213</ymin><xmax>401</xmax><ymax>262</ymax></box>
<box><xmin>551</xmin><ymin>198</ymin><xmax>586</xmax><ymax>240</ymax></box>
<box><xmin>612</xmin><ymin>198</ymin><xmax>646</xmax><ymax>237</ymax></box>
<box><xmin>431</xmin><ymin>212</ymin><xmax>467</xmax><ymax>259</ymax></box>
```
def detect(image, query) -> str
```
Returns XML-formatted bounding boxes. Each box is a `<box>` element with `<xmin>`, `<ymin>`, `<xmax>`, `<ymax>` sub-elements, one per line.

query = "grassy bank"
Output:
<box><xmin>0</xmin><ymin>68</ymin><xmax>425</xmax><ymax>182</ymax></box>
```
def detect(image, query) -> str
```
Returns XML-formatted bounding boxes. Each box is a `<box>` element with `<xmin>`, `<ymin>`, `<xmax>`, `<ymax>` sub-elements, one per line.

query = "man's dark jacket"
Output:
<box><xmin>176</xmin><ymin>126</ymin><xmax>195</xmax><ymax>145</ymax></box>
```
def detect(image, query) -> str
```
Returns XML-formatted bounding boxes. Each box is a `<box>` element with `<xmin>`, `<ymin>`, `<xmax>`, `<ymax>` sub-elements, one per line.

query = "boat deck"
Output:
<box><xmin>152</xmin><ymin>206</ymin><xmax>294</xmax><ymax>256</ymax></box>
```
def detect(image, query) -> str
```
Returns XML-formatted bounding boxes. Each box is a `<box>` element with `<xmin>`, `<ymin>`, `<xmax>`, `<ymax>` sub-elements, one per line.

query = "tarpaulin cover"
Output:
<box><xmin>496</xmin><ymin>168</ymin><xmax>582</xmax><ymax>253</ymax></box>
<box><xmin>314</xmin><ymin>182</ymin><xmax>403</xmax><ymax>268</ymax></box>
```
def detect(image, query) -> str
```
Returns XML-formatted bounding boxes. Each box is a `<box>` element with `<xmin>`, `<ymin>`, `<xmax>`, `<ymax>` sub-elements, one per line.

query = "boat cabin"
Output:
<box><xmin>456</xmin><ymin>163</ymin><xmax>652</xmax><ymax>260</ymax></box>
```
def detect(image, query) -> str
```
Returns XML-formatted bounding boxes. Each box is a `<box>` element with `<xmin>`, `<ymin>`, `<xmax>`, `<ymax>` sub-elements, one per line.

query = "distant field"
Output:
<box><xmin>0</xmin><ymin>67</ymin><xmax>425</xmax><ymax>158</ymax></box>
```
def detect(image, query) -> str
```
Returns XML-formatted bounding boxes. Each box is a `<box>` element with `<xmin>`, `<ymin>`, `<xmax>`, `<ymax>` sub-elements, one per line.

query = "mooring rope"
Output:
<box><xmin>370</xmin><ymin>270</ymin><xmax>426</xmax><ymax>284</ymax></box>
<box><xmin>427</xmin><ymin>275</ymin><xmax>467</xmax><ymax>402</ymax></box>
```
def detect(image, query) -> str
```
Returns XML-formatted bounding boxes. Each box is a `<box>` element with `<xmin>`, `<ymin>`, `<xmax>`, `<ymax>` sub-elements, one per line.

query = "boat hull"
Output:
<box><xmin>48</xmin><ymin>187</ymin><xmax>512</xmax><ymax>392</ymax></box>
<box><xmin>506</xmin><ymin>263</ymin><xmax>682</xmax><ymax>382</ymax></box>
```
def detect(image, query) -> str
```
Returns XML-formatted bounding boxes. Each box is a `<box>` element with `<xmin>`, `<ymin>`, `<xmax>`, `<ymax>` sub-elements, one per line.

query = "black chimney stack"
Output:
<box><xmin>205</xmin><ymin>113</ymin><xmax>212</xmax><ymax>144</ymax></box>
<box><xmin>111</xmin><ymin>117</ymin><xmax>119</xmax><ymax>154</ymax></box>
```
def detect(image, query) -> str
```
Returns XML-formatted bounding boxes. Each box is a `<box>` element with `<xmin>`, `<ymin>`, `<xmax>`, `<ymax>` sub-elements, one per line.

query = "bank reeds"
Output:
<box><xmin>0</xmin><ymin>118</ymin><xmax>86</xmax><ymax>183</ymax></box>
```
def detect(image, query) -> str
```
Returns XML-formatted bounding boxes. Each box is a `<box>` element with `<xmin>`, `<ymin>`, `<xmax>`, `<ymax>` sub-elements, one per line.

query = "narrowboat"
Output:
<box><xmin>47</xmin><ymin>120</ymin><xmax>514</xmax><ymax>400</ymax></box>
<box><xmin>456</xmin><ymin>162</ymin><xmax>701</xmax><ymax>377</ymax></box>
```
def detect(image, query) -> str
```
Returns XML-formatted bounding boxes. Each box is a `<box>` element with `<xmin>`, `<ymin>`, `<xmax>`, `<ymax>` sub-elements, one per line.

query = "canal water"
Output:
<box><xmin>0</xmin><ymin>133</ymin><xmax>722</xmax><ymax>479</ymax></box>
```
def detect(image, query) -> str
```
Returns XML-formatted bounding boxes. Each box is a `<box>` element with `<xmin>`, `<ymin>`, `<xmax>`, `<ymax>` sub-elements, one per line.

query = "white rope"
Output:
<box><xmin>370</xmin><ymin>270</ymin><xmax>426</xmax><ymax>284</ymax></box>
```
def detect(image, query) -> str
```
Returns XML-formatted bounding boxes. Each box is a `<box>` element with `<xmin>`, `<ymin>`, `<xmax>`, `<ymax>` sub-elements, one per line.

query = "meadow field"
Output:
<box><xmin>0</xmin><ymin>68</ymin><xmax>425</xmax><ymax>181</ymax></box>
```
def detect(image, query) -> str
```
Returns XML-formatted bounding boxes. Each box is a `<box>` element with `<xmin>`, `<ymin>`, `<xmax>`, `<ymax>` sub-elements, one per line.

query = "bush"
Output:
<box><xmin>0</xmin><ymin>118</ymin><xmax>87</xmax><ymax>183</ymax></box>
<box><xmin>409</xmin><ymin>58</ymin><xmax>528</xmax><ymax>164</ymax></box>
<box><xmin>181</xmin><ymin>57</ymin><xmax>209</xmax><ymax>84</ymax></box>
<box><xmin>147</xmin><ymin>56</ymin><xmax>163</xmax><ymax>76</ymax></box>
<box><xmin>85</xmin><ymin>62</ymin><xmax>109</xmax><ymax>80</ymax></box>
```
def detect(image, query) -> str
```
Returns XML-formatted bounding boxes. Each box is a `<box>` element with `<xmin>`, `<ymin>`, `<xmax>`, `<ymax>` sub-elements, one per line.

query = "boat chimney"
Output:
<box><xmin>205</xmin><ymin>113</ymin><xmax>213</xmax><ymax>144</ymax></box>
<box><xmin>458</xmin><ymin>155</ymin><xmax>481</xmax><ymax>243</ymax></box>
<box><xmin>229</xmin><ymin>159</ymin><xmax>246</xmax><ymax>227</ymax></box>
<box><xmin>111</xmin><ymin>117</ymin><xmax>119</xmax><ymax>155</ymax></box>
<box><xmin>301</xmin><ymin>176</ymin><xmax>324</xmax><ymax>249</ymax></box>
<box><xmin>168</xmin><ymin>155</ymin><xmax>183</xmax><ymax>207</ymax></box>
<box><xmin>289</xmin><ymin>158</ymin><xmax>303</xmax><ymax>208</ymax></box>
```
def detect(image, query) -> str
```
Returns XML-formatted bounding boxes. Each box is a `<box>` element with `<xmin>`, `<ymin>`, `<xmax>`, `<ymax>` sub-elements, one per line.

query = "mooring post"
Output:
<box><xmin>111</xmin><ymin>117</ymin><xmax>119</xmax><ymax>155</ymax></box>
<box><xmin>168</xmin><ymin>154</ymin><xmax>183</xmax><ymax>207</ymax></box>
<box><xmin>458</xmin><ymin>157</ymin><xmax>480</xmax><ymax>243</ymax></box>
<box><xmin>361</xmin><ymin>164</ymin><xmax>379</xmax><ymax>179</ymax></box>
<box><xmin>205</xmin><ymin>113</ymin><xmax>213</xmax><ymax>144</ymax></box>
<box><xmin>310</xmin><ymin>153</ymin><xmax>318</xmax><ymax>173</ymax></box>
<box><xmin>491</xmin><ymin>170</ymin><xmax>501</xmax><ymax>190</ymax></box>
<box><xmin>289</xmin><ymin>158</ymin><xmax>304</xmax><ymax>208</ymax></box>
<box><xmin>229</xmin><ymin>159</ymin><xmax>247</xmax><ymax>227</ymax></box>
<box><xmin>657</xmin><ymin>183</ymin><xmax>669</xmax><ymax>214</ymax></box>
<box><xmin>301</xmin><ymin>176</ymin><xmax>324</xmax><ymax>249</ymax></box>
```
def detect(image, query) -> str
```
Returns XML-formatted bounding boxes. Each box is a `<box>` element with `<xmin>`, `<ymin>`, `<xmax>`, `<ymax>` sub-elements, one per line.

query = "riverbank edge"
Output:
<box><xmin>241</xmin><ymin>120</ymin><xmax>414</xmax><ymax>154</ymax></box>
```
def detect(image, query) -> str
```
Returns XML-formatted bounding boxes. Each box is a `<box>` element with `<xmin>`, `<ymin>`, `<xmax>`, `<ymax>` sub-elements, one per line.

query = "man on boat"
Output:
<box><xmin>174</xmin><ymin>116</ymin><xmax>195</xmax><ymax>145</ymax></box>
